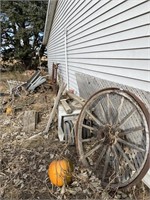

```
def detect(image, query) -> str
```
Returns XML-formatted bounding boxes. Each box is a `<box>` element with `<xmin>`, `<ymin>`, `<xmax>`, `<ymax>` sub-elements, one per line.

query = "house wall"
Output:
<box><xmin>76</xmin><ymin>73</ymin><xmax>150</xmax><ymax>110</ymax></box>
<box><xmin>47</xmin><ymin>0</ymin><xmax>150</xmax><ymax>93</ymax></box>
<box><xmin>46</xmin><ymin>0</ymin><xmax>150</xmax><ymax>187</ymax></box>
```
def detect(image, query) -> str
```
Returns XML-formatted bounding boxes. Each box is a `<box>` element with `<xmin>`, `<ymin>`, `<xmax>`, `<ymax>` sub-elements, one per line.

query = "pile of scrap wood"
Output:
<box><xmin>24</xmin><ymin>82</ymin><xmax>67</xmax><ymax>143</ymax></box>
<box><xmin>0</xmin><ymin>70</ymin><xmax>51</xmax><ymax>113</ymax></box>
<box><xmin>7</xmin><ymin>70</ymin><xmax>48</xmax><ymax>96</ymax></box>
<box><xmin>24</xmin><ymin>83</ymin><xmax>86</xmax><ymax>145</ymax></box>
<box><xmin>6</xmin><ymin>63</ymin><xmax>59</xmax><ymax>97</ymax></box>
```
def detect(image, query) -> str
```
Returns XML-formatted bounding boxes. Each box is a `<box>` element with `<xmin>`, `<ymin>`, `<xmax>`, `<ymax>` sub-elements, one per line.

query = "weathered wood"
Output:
<box><xmin>119</xmin><ymin>126</ymin><xmax>144</xmax><ymax>136</ymax></box>
<box><xmin>22</xmin><ymin>83</ymin><xmax>66</xmax><ymax>142</ymax></box>
<box><xmin>60</xmin><ymin>99</ymin><xmax>72</xmax><ymax>114</ymax></box>
<box><xmin>44</xmin><ymin>82</ymin><xmax>66</xmax><ymax>134</ymax></box>
<box><xmin>82</xmin><ymin>123</ymin><xmax>97</xmax><ymax>131</ymax></box>
<box><xmin>25</xmin><ymin>70</ymin><xmax>40</xmax><ymax>90</ymax></box>
<box><xmin>98</xmin><ymin>102</ymin><xmax>107</xmax><ymax>123</ymax></box>
<box><xmin>129</xmin><ymin>151</ymin><xmax>139</xmax><ymax>171</ymax></box>
<box><xmin>117</xmin><ymin>108</ymin><xmax>136</xmax><ymax>127</ymax></box>
<box><xmin>115</xmin><ymin>142</ymin><xmax>135</xmax><ymax>171</ymax></box>
<box><xmin>23</xmin><ymin>110</ymin><xmax>38</xmax><ymax>132</ymax></box>
<box><xmin>83</xmin><ymin>143</ymin><xmax>102</xmax><ymax>159</ymax></box>
<box><xmin>85</xmin><ymin>109</ymin><xmax>103</xmax><ymax>126</ymax></box>
<box><xmin>81</xmin><ymin>137</ymin><xmax>96</xmax><ymax>143</ymax></box>
<box><xmin>75</xmin><ymin>78</ymin><xmax>150</xmax><ymax>188</ymax></box>
<box><xmin>66</xmin><ymin>91</ymin><xmax>86</xmax><ymax>105</ymax></box>
<box><xmin>107</xmin><ymin>94</ymin><xmax>111</xmax><ymax>124</ymax></box>
<box><xmin>102</xmin><ymin>147</ymin><xmax>111</xmax><ymax>181</ymax></box>
<box><xmin>94</xmin><ymin>145</ymin><xmax>106</xmax><ymax>170</ymax></box>
<box><xmin>117</xmin><ymin>138</ymin><xmax>145</xmax><ymax>152</ymax></box>
<box><xmin>71</xmin><ymin>100</ymin><xmax>83</xmax><ymax>109</ymax></box>
<box><xmin>111</xmin><ymin>145</ymin><xmax>120</xmax><ymax>178</ymax></box>
<box><xmin>135</xmin><ymin>152</ymin><xmax>143</xmax><ymax>167</ymax></box>
<box><xmin>114</xmin><ymin>96</ymin><xmax>124</xmax><ymax>125</ymax></box>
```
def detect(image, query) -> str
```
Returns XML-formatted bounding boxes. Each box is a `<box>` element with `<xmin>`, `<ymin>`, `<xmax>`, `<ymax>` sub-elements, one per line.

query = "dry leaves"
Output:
<box><xmin>0</xmin><ymin>71</ymin><xmax>149</xmax><ymax>200</ymax></box>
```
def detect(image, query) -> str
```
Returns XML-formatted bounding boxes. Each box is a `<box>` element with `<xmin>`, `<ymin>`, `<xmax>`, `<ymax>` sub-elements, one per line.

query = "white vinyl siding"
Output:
<box><xmin>47</xmin><ymin>0</ymin><xmax>150</xmax><ymax>93</ymax></box>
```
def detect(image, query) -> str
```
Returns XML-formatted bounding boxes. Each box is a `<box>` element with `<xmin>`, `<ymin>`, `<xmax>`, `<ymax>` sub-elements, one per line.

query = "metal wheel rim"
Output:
<box><xmin>76</xmin><ymin>88</ymin><xmax>150</xmax><ymax>189</ymax></box>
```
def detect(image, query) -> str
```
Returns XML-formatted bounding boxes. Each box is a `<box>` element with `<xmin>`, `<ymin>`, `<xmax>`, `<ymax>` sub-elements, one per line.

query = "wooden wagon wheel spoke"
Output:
<box><xmin>124</xmin><ymin>165</ymin><xmax>131</xmax><ymax>180</ymax></box>
<box><xmin>117</xmin><ymin>138</ymin><xmax>145</xmax><ymax>152</ymax></box>
<box><xmin>132</xmin><ymin>151</ymin><xmax>140</xmax><ymax>170</ymax></box>
<box><xmin>106</xmin><ymin>94</ymin><xmax>111</xmax><ymax>124</ymax></box>
<box><xmin>113</xmin><ymin>96</ymin><xmax>124</xmax><ymax>125</ymax></box>
<box><xmin>119</xmin><ymin>126</ymin><xmax>144</xmax><ymax>136</ymax></box>
<box><xmin>117</xmin><ymin>108</ymin><xmax>136</xmax><ymax>128</ymax></box>
<box><xmin>81</xmin><ymin>138</ymin><xmax>96</xmax><ymax>143</ymax></box>
<box><xmin>115</xmin><ymin>142</ymin><xmax>136</xmax><ymax>171</ymax></box>
<box><xmin>81</xmin><ymin>123</ymin><xmax>98</xmax><ymax>132</ymax></box>
<box><xmin>76</xmin><ymin>88</ymin><xmax>150</xmax><ymax>189</ymax></box>
<box><xmin>82</xmin><ymin>143</ymin><xmax>102</xmax><ymax>159</ymax></box>
<box><xmin>111</xmin><ymin>145</ymin><xmax>120</xmax><ymax>175</ymax></box>
<box><xmin>106</xmin><ymin>93</ymin><xmax>116</xmax><ymax>125</ymax></box>
<box><xmin>108</xmin><ymin>93</ymin><xmax>116</xmax><ymax>110</ymax></box>
<box><xmin>102</xmin><ymin>147</ymin><xmax>111</xmax><ymax>181</ymax></box>
<box><xmin>85</xmin><ymin>110</ymin><xmax>104</xmax><ymax>126</ymax></box>
<box><xmin>136</xmin><ymin>152</ymin><xmax>143</xmax><ymax>167</ymax></box>
<box><xmin>98</xmin><ymin>102</ymin><xmax>108</xmax><ymax>124</ymax></box>
<box><xmin>94</xmin><ymin>145</ymin><xmax>107</xmax><ymax>170</ymax></box>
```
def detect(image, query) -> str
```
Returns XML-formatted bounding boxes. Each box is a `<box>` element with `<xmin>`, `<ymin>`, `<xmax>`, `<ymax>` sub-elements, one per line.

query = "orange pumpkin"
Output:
<box><xmin>48</xmin><ymin>159</ymin><xmax>73</xmax><ymax>187</ymax></box>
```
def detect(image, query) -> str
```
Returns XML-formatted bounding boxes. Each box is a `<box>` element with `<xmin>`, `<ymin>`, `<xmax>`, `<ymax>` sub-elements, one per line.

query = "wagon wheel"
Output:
<box><xmin>76</xmin><ymin>88</ymin><xmax>150</xmax><ymax>189</ymax></box>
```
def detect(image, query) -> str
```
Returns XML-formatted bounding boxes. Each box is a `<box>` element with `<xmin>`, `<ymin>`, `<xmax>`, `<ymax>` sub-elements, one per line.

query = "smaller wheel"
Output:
<box><xmin>76</xmin><ymin>88</ymin><xmax>150</xmax><ymax>189</ymax></box>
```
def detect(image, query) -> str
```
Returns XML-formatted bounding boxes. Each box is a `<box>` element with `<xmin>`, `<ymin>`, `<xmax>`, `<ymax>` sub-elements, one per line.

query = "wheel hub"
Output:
<box><xmin>97</xmin><ymin>125</ymin><xmax>118</xmax><ymax>145</ymax></box>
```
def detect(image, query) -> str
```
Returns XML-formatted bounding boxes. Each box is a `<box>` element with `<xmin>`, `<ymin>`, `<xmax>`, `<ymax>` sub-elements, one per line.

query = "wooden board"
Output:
<box><xmin>23</xmin><ymin>110</ymin><xmax>38</xmax><ymax>132</ymax></box>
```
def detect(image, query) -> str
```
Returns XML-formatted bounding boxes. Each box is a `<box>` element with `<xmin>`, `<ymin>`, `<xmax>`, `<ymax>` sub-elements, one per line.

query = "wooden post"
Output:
<box><xmin>44</xmin><ymin>82</ymin><xmax>66</xmax><ymax>134</ymax></box>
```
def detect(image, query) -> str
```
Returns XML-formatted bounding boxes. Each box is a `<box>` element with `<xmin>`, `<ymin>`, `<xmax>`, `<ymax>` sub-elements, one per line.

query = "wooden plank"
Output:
<box><xmin>66</xmin><ymin>91</ymin><xmax>86</xmax><ymax>105</ymax></box>
<box><xmin>44</xmin><ymin>82</ymin><xmax>66</xmax><ymax>134</ymax></box>
<box><xmin>60</xmin><ymin>99</ymin><xmax>72</xmax><ymax>114</ymax></box>
<box><xmin>23</xmin><ymin>110</ymin><xmax>38</xmax><ymax>133</ymax></box>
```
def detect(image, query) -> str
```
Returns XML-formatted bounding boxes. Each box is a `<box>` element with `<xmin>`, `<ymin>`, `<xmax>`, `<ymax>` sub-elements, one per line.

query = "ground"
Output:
<box><xmin>0</xmin><ymin>71</ymin><xmax>150</xmax><ymax>200</ymax></box>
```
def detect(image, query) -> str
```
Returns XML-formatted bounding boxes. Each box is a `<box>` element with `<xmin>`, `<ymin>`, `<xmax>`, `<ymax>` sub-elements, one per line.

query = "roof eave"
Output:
<box><xmin>42</xmin><ymin>0</ymin><xmax>58</xmax><ymax>46</ymax></box>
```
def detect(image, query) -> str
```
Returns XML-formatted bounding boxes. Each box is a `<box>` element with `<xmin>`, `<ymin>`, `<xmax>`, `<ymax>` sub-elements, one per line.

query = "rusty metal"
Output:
<box><xmin>51</xmin><ymin>63</ymin><xmax>58</xmax><ymax>92</ymax></box>
<box><xmin>76</xmin><ymin>87</ymin><xmax>150</xmax><ymax>189</ymax></box>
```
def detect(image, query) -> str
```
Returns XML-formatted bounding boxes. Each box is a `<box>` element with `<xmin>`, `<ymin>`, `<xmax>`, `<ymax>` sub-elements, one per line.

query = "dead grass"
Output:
<box><xmin>0</xmin><ymin>71</ymin><xmax>150</xmax><ymax>200</ymax></box>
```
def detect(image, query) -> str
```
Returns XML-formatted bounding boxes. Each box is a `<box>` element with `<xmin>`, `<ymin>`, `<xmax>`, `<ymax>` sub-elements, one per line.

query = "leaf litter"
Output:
<box><xmin>0</xmin><ymin>71</ymin><xmax>150</xmax><ymax>200</ymax></box>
